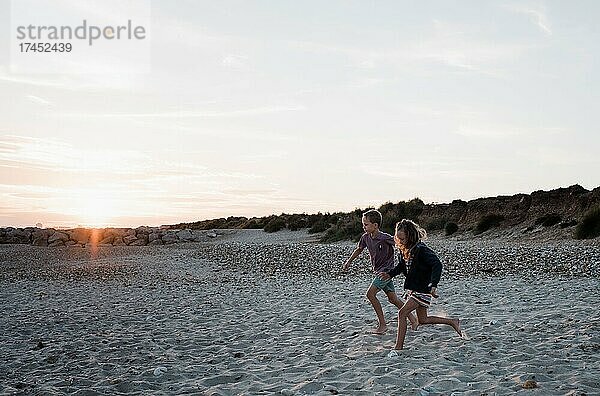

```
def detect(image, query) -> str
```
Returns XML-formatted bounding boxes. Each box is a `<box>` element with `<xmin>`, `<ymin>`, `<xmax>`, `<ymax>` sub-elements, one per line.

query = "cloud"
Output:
<box><xmin>58</xmin><ymin>105</ymin><xmax>306</xmax><ymax>119</ymax></box>
<box><xmin>25</xmin><ymin>95</ymin><xmax>53</xmax><ymax>106</ymax></box>
<box><xmin>504</xmin><ymin>4</ymin><xmax>552</xmax><ymax>35</ymax></box>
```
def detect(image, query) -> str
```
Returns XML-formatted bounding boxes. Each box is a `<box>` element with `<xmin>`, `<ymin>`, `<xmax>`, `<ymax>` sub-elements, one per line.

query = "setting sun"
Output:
<box><xmin>77</xmin><ymin>192</ymin><xmax>119</xmax><ymax>228</ymax></box>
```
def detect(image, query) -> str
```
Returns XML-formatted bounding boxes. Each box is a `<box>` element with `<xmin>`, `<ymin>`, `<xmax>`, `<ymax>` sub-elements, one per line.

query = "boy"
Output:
<box><xmin>342</xmin><ymin>209</ymin><xmax>418</xmax><ymax>334</ymax></box>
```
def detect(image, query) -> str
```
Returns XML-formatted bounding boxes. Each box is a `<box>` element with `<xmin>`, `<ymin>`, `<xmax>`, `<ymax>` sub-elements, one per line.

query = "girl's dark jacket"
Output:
<box><xmin>387</xmin><ymin>242</ymin><xmax>442</xmax><ymax>293</ymax></box>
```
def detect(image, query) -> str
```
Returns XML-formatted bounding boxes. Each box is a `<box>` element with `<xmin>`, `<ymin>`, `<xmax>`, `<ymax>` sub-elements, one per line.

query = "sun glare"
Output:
<box><xmin>78</xmin><ymin>194</ymin><xmax>118</xmax><ymax>228</ymax></box>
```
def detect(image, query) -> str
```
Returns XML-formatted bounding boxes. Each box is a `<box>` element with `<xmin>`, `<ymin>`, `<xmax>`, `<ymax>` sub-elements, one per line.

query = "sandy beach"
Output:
<box><xmin>1</xmin><ymin>230</ymin><xmax>599</xmax><ymax>395</ymax></box>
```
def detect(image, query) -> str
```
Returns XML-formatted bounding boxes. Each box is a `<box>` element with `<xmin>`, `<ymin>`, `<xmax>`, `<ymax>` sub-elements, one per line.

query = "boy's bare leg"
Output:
<box><xmin>386</xmin><ymin>291</ymin><xmax>419</xmax><ymax>331</ymax></box>
<box><xmin>394</xmin><ymin>298</ymin><xmax>420</xmax><ymax>350</ymax></box>
<box><xmin>365</xmin><ymin>285</ymin><xmax>386</xmax><ymax>334</ymax></box>
<box><xmin>415</xmin><ymin>306</ymin><xmax>462</xmax><ymax>336</ymax></box>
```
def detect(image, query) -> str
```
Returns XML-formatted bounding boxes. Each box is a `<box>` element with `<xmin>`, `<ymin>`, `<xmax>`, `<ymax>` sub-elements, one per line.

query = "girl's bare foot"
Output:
<box><xmin>371</xmin><ymin>325</ymin><xmax>387</xmax><ymax>335</ymax></box>
<box><xmin>451</xmin><ymin>318</ymin><xmax>462</xmax><ymax>337</ymax></box>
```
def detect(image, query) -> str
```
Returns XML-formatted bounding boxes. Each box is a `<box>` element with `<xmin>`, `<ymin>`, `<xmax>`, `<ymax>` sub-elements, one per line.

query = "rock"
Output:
<box><xmin>48</xmin><ymin>231</ymin><xmax>69</xmax><ymax>244</ymax></box>
<box><xmin>162</xmin><ymin>232</ymin><xmax>179</xmax><ymax>245</ymax></box>
<box><xmin>207</xmin><ymin>232</ymin><xmax>218</xmax><ymax>238</ymax></box>
<box><xmin>148</xmin><ymin>239</ymin><xmax>163</xmax><ymax>246</ymax></box>
<box><xmin>69</xmin><ymin>228</ymin><xmax>91</xmax><ymax>244</ymax></box>
<box><xmin>153</xmin><ymin>366</ymin><xmax>168</xmax><ymax>376</ymax></box>
<box><xmin>123</xmin><ymin>235</ymin><xmax>138</xmax><ymax>245</ymax></box>
<box><xmin>48</xmin><ymin>239</ymin><xmax>65</xmax><ymax>247</ymax></box>
<box><xmin>113</xmin><ymin>237</ymin><xmax>126</xmax><ymax>246</ymax></box>
<box><xmin>176</xmin><ymin>229</ymin><xmax>193</xmax><ymax>241</ymax></box>
<box><xmin>32</xmin><ymin>229</ymin><xmax>53</xmax><ymax>246</ymax></box>
<box><xmin>148</xmin><ymin>233</ymin><xmax>161</xmax><ymax>243</ymax></box>
<box><xmin>522</xmin><ymin>380</ymin><xmax>538</xmax><ymax>389</ymax></box>
<box><xmin>130</xmin><ymin>237</ymin><xmax>148</xmax><ymax>246</ymax></box>
<box><xmin>4</xmin><ymin>228</ymin><xmax>31</xmax><ymax>244</ymax></box>
<box><xmin>99</xmin><ymin>235</ymin><xmax>115</xmax><ymax>245</ymax></box>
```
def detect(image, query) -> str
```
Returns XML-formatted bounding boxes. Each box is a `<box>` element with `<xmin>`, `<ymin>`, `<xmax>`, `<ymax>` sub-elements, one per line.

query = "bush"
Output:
<box><xmin>444</xmin><ymin>222</ymin><xmax>459</xmax><ymax>236</ymax></box>
<box><xmin>474</xmin><ymin>214</ymin><xmax>505</xmax><ymax>234</ymax></box>
<box><xmin>287</xmin><ymin>214</ymin><xmax>308</xmax><ymax>231</ymax></box>
<box><xmin>320</xmin><ymin>213</ymin><xmax>364</xmax><ymax>242</ymax></box>
<box><xmin>574</xmin><ymin>206</ymin><xmax>600</xmax><ymax>239</ymax></box>
<box><xmin>425</xmin><ymin>218</ymin><xmax>447</xmax><ymax>231</ymax></box>
<box><xmin>534</xmin><ymin>213</ymin><xmax>562</xmax><ymax>227</ymax></box>
<box><xmin>241</xmin><ymin>218</ymin><xmax>265</xmax><ymax>229</ymax></box>
<box><xmin>263</xmin><ymin>217</ymin><xmax>286</xmax><ymax>233</ymax></box>
<box><xmin>378</xmin><ymin>199</ymin><xmax>424</xmax><ymax>235</ymax></box>
<box><xmin>308</xmin><ymin>219</ymin><xmax>330</xmax><ymax>234</ymax></box>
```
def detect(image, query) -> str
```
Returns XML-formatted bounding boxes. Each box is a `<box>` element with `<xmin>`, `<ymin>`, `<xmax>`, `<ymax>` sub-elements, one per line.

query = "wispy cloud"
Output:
<box><xmin>504</xmin><ymin>4</ymin><xmax>552</xmax><ymax>35</ymax></box>
<box><xmin>25</xmin><ymin>95</ymin><xmax>53</xmax><ymax>106</ymax></box>
<box><xmin>58</xmin><ymin>105</ymin><xmax>306</xmax><ymax>119</ymax></box>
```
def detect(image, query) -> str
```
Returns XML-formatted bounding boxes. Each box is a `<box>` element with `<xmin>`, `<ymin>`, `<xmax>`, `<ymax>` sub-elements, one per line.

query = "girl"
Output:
<box><xmin>379</xmin><ymin>219</ymin><xmax>462</xmax><ymax>351</ymax></box>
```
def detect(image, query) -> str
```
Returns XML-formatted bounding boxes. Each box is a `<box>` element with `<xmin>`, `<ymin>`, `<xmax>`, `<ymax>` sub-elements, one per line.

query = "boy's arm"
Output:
<box><xmin>342</xmin><ymin>247</ymin><xmax>364</xmax><ymax>271</ymax></box>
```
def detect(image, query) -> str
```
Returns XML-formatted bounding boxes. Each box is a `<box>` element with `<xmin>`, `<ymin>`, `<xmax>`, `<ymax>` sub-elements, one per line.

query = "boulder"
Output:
<box><xmin>69</xmin><ymin>228</ymin><xmax>91</xmax><ymax>244</ymax></box>
<box><xmin>32</xmin><ymin>229</ymin><xmax>53</xmax><ymax>246</ymax></box>
<box><xmin>130</xmin><ymin>238</ymin><xmax>147</xmax><ymax>246</ymax></box>
<box><xmin>148</xmin><ymin>233</ymin><xmax>161</xmax><ymax>243</ymax></box>
<box><xmin>4</xmin><ymin>228</ymin><xmax>31</xmax><ymax>244</ymax></box>
<box><xmin>113</xmin><ymin>237</ymin><xmax>125</xmax><ymax>246</ymax></box>
<box><xmin>123</xmin><ymin>235</ymin><xmax>138</xmax><ymax>245</ymax></box>
<box><xmin>148</xmin><ymin>239</ymin><xmax>163</xmax><ymax>246</ymax></box>
<box><xmin>99</xmin><ymin>235</ymin><xmax>115</xmax><ymax>245</ymax></box>
<box><xmin>176</xmin><ymin>229</ymin><xmax>193</xmax><ymax>241</ymax></box>
<box><xmin>162</xmin><ymin>232</ymin><xmax>178</xmax><ymax>245</ymax></box>
<box><xmin>48</xmin><ymin>231</ymin><xmax>69</xmax><ymax>244</ymax></box>
<box><xmin>48</xmin><ymin>240</ymin><xmax>65</xmax><ymax>247</ymax></box>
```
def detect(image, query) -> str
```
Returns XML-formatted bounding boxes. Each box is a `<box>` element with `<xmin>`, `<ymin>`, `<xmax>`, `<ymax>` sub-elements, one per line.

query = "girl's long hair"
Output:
<box><xmin>395</xmin><ymin>219</ymin><xmax>427</xmax><ymax>260</ymax></box>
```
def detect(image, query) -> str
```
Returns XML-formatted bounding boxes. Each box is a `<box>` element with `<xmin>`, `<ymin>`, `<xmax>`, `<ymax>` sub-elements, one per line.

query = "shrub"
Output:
<box><xmin>308</xmin><ymin>219</ymin><xmax>330</xmax><ymax>234</ymax></box>
<box><xmin>474</xmin><ymin>214</ymin><xmax>504</xmax><ymax>234</ymax></box>
<box><xmin>241</xmin><ymin>218</ymin><xmax>266</xmax><ymax>229</ymax></box>
<box><xmin>287</xmin><ymin>214</ymin><xmax>308</xmax><ymax>231</ymax></box>
<box><xmin>378</xmin><ymin>199</ymin><xmax>424</xmax><ymax>235</ymax></box>
<box><xmin>444</xmin><ymin>222</ymin><xmax>459</xmax><ymax>236</ymax></box>
<box><xmin>425</xmin><ymin>218</ymin><xmax>447</xmax><ymax>231</ymax></box>
<box><xmin>574</xmin><ymin>206</ymin><xmax>600</xmax><ymax>239</ymax></box>
<box><xmin>263</xmin><ymin>217</ymin><xmax>286</xmax><ymax>233</ymax></box>
<box><xmin>534</xmin><ymin>213</ymin><xmax>562</xmax><ymax>227</ymax></box>
<box><xmin>320</xmin><ymin>213</ymin><xmax>364</xmax><ymax>242</ymax></box>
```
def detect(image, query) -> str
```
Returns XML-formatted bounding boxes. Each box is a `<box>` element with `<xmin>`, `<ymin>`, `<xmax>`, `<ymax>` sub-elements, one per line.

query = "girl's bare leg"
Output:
<box><xmin>386</xmin><ymin>291</ymin><xmax>419</xmax><ymax>330</ymax></box>
<box><xmin>394</xmin><ymin>298</ymin><xmax>420</xmax><ymax>350</ymax></box>
<box><xmin>416</xmin><ymin>306</ymin><xmax>462</xmax><ymax>336</ymax></box>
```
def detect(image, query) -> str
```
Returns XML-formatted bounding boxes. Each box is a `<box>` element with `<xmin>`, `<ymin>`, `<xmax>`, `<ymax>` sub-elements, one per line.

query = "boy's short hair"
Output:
<box><xmin>362</xmin><ymin>209</ymin><xmax>382</xmax><ymax>227</ymax></box>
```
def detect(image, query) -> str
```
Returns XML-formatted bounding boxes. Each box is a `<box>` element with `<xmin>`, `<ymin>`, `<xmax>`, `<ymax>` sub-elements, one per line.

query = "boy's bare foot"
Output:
<box><xmin>371</xmin><ymin>325</ymin><xmax>387</xmax><ymax>335</ymax></box>
<box><xmin>451</xmin><ymin>318</ymin><xmax>462</xmax><ymax>337</ymax></box>
<box><xmin>410</xmin><ymin>319</ymin><xmax>419</xmax><ymax>331</ymax></box>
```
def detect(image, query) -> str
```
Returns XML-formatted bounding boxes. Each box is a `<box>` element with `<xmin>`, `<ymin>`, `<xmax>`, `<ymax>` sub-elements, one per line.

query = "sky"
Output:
<box><xmin>1</xmin><ymin>0</ymin><xmax>599</xmax><ymax>228</ymax></box>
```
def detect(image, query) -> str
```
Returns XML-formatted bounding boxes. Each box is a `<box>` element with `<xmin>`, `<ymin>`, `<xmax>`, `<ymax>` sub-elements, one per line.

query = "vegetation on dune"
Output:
<box><xmin>474</xmin><ymin>214</ymin><xmax>505</xmax><ymax>235</ymax></box>
<box><xmin>534</xmin><ymin>213</ymin><xmax>562</xmax><ymax>227</ymax></box>
<box><xmin>574</xmin><ymin>206</ymin><xmax>600</xmax><ymax>239</ymax></box>
<box><xmin>444</xmin><ymin>222</ymin><xmax>459</xmax><ymax>236</ymax></box>
<box><xmin>167</xmin><ymin>198</ymin><xmax>425</xmax><ymax>242</ymax></box>
<box><xmin>167</xmin><ymin>192</ymin><xmax>600</xmax><ymax>241</ymax></box>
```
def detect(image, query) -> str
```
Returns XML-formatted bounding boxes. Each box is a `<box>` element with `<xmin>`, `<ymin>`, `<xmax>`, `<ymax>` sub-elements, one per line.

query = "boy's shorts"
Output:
<box><xmin>371</xmin><ymin>277</ymin><xmax>395</xmax><ymax>293</ymax></box>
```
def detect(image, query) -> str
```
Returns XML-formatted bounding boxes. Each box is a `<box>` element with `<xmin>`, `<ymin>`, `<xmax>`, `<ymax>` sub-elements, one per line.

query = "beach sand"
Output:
<box><xmin>1</xmin><ymin>230</ymin><xmax>599</xmax><ymax>395</ymax></box>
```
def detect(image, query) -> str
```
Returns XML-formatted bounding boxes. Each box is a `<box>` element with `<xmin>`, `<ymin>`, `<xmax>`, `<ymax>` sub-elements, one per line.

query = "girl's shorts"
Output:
<box><xmin>404</xmin><ymin>290</ymin><xmax>432</xmax><ymax>308</ymax></box>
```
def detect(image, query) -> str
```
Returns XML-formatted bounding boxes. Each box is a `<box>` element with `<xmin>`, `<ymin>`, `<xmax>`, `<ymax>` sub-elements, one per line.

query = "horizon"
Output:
<box><xmin>2</xmin><ymin>1</ymin><xmax>599</xmax><ymax>229</ymax></box>
<box><xmin>2</xmin><ymin>182</ymin><xmax>596</xmax><ymax>229</ymax></box>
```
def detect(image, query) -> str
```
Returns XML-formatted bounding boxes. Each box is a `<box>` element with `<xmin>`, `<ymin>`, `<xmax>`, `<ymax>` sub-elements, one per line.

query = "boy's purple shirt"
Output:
<box><xmin>358</xmin><ymin>231</ymin><xmax>396</xmax><ymax>273</ymax></box>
